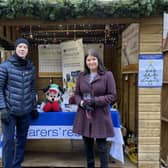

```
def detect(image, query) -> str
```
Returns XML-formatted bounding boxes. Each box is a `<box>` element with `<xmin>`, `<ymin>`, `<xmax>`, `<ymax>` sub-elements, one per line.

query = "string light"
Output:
<box><xmin>29</xmin><ymin>25</ymin><xmax>33</xmax><ymax>39</ymax></box>
<box><xmin>20</xmin><ymin>24</ymin><xmax>126</xmax><ymax>45</ymax></box>
<box><xmin>73</xmin><ymin>24</ymin><xmax>76</xmax><ymax>40</ymax></box>
<box><xmin>66</xmin><ymin>25</ymin><xmax>69</xmax><ymax>36</ymax></box>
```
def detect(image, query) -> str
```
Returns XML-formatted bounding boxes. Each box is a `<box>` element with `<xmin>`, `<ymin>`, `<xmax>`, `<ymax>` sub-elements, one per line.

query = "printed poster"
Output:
<box><xmin>138</xmin><ymin>54</ymin><xmax>163</xmax><ymax>87</ymax></box>
<box><xmin>38</xmin><ymin>44</ymin><xmax>62</xmax><ymax>77</ymax></box>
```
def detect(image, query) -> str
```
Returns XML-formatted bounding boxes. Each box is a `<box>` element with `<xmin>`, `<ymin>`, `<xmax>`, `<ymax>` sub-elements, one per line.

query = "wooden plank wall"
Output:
<box><xmin>140</xmin><ymin>17</ymin><xmax>162</xmax><ymax>53</ymax></box>
<box><xmin>122</xmin><ymin>74</ymin><xmax>138</xmax><ymax>133</ymax></box>
<box><xmin>107</xmin><ymin>34</ymin><xmax>122</xmax><ymax>113</ymax></box>
<box><xmin>138</xmin><ymin>16</ymin><xmax>162</xmax><ymax>168</ymax></box>
<box><xmin>122</xmin><ymin>74</ymin><xmax>129</xmax><ymax>128</ymax></box>
<box><xmin>129</xmin><ymin>74</ymin><xmax>138</xmax><ymax>132</ymax></box>
<box><xmin>0</xmin><ymin>25</ymin><xmax>18</xmax><ymax>43</ymax></box>
<box><xmin>138</xmin><ymin>88</ymin><xmax>161</xmax><ymax>168</ymax></box>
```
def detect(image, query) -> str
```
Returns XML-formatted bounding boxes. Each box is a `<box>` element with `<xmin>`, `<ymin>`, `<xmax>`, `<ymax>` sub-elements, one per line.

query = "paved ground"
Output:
<box><xmin>22</xmin><ymin>151</ymin><xmax>137</xmax><ymax>168</ymax></box>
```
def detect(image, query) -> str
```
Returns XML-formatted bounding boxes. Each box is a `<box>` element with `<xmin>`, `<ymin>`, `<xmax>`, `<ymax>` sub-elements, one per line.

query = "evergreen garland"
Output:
<box><xmin>0</xmin><ymin>0</ymin><xmax>168</xmax><ymax>21</ymax></box>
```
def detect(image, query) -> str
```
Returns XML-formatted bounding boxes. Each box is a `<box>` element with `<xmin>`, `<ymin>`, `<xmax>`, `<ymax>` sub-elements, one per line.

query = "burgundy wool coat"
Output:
<box><xmin>73</xmin><ymin>71</ymin><xmax>117</xmax><ymax>138</ymax></box>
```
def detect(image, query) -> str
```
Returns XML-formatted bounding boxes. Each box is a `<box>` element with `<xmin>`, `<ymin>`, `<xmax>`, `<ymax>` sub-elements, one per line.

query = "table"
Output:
<box><xmin>27</xmin><ymin>109</ymin><xmax>124</xmax><ymax>163</ymax></box>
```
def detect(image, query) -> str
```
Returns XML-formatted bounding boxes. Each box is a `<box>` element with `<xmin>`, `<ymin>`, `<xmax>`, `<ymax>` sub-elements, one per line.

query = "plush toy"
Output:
<box><xmin>41</xmin><ymin>84</ymin><xmax>63</xmax><ymax>112</ymax></box>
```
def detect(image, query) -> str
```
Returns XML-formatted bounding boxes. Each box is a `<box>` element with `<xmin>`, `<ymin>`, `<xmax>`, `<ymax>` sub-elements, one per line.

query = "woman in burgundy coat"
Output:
<box><xmin>73</xmin><ymin>49</ymin><xmax>117</xmax><ymax>168</ymax></box>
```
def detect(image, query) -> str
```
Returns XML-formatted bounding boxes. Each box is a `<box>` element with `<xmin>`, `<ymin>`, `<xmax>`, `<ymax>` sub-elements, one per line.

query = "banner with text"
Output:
<box><xmin>27</xmin><ymin>125</ymin><xmax>81</xmax><ymax>139</ymax></box>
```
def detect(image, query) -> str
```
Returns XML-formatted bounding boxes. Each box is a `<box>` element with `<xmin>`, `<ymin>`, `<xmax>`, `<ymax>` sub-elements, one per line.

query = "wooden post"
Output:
<box><xmin>138</xmin><ymin>88</ymin><xmax>161</xmax><ymax>168</ymax></box>
<box><xmin>138</xmin><ymin>16</ymin><xmax>163</xmax><ymax>168</ymax></box>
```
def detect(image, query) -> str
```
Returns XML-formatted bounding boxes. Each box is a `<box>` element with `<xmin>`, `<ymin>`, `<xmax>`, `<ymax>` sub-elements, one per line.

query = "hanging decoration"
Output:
<box><xmin>0</xmin><ymin>0</ymin><xmax>168</xmax><ymax>21</ymax></box>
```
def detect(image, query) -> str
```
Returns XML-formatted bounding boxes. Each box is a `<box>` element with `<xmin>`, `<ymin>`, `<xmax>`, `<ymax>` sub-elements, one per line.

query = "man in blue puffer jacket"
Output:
<box><xmin>0</xmin><ymin>38</ymin><xmax>38</xmax><ymax>168</ymax></box>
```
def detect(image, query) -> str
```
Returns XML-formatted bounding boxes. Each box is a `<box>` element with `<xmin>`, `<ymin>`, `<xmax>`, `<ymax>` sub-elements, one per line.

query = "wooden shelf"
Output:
<box><xmin>122</xmin><ymin>64</ymin><xmax>138</xmax><ymax>74</ymax></box>
<box><xmin>161</xmin><ymin>116</ymin><xmax>168</xmax><ymax>122</ymax></box>
<box><xmin>163</xmin><ymin>81</ymin><xmax>168</xmax><ymax>84</ymax></box>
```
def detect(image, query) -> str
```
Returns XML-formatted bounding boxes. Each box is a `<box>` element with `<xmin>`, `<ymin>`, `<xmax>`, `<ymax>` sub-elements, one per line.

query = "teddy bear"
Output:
<box><xmin>40</xmin><ymin>84</ymin><xmax>63</xmax><ymax>112</ymax></box>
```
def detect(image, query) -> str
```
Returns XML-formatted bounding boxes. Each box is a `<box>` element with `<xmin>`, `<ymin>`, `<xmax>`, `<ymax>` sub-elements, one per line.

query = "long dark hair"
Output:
<box><xmin>84</xmin><ymin>48</ymin><xmax>106</xmax><ymax>74</ymax></box>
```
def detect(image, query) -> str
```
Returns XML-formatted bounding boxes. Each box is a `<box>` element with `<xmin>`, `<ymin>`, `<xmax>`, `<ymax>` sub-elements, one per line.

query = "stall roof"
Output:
<box><xmin>0</xmin><ymin>0</ymin><xmax>166</xmax><ymax>21</ymax></box>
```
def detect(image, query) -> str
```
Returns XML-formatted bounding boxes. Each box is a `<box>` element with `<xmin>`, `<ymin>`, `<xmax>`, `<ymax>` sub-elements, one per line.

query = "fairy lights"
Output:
<box><xmin>20</xmin><ymin>24</ymin><xmax>126</xmax><ymax>45</ymax></box>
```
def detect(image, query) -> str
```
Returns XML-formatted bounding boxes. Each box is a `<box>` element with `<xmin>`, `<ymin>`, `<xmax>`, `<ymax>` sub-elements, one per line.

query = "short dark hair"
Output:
<box><xmin>84</xmin><ymin>48</ymin><xmax>106</xmax><ymax>74</ymax></box>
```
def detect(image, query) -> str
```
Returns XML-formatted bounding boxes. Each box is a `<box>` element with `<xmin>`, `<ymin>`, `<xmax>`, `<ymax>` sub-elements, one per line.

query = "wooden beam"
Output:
<box><xmin>0</xmin><ymin>34</ymin><xmax>13</xmax><ymax>44</ymax></box>
<box><xmin>0</xmin><ymin>17</ymin><xmax>140</xmax><ymax>26</ymax></box>
<box><xmin>33</xmin><ymin>29</ymin><xmax>118</xmax><ymax>33</ymax></box>
<box><xmin>0</xmin><ymin>16</ymin><xmax>162</xmax><ymax>26</ymax></box>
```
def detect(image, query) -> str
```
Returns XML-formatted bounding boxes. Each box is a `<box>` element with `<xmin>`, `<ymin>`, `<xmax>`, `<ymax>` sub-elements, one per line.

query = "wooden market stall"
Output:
<box><xmin>0</xmin><ymin>17</ymin><xmax>138</xmax><ymax>168</ymax></box>
<box><xmin>0</xmin><ymin>0</ymin><xmax>166</xmax><ymax>167</ymax></box>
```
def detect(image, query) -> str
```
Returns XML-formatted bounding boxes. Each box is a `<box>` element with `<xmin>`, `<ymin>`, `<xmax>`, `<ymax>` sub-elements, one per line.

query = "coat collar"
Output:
<box><xmin>83</xmin><ymin>73</ymin><xmax>101</xmax><ymax>84</ymax></box>
<box><xmin>8</xmin><ymin>55</ymin><xmax>32</xmax><ymax>69</ymax></box>
<box><xmin>92</xmin><ymin>74</ymin><xmax>101</xmax><ymax>83</ymax></box>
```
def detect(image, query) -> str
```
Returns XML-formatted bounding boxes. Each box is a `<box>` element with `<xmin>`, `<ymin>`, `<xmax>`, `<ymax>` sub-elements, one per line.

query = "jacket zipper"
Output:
<box><xmin>22</xmin><ymin>71</ymin><xmax>25</xmax><ymax>111</ymax></box>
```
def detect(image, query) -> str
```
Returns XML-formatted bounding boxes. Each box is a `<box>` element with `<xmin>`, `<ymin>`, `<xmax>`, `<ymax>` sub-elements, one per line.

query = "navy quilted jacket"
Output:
<box><xmin>0</xmin><ymin>55</ymin><xmax>36</xmax><ymax>116</ymax></box>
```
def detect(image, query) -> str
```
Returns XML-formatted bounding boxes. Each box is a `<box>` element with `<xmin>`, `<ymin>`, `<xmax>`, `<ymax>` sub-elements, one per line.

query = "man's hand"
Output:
<box><xmin>0</xmin><ymin>108</ymin><xmax>10</xmax><ymax>124</ymax></box>
<box><xmin>31</xmin><ymin>109</ymin><xmax>39</xmax><ymax>120</ymax></box>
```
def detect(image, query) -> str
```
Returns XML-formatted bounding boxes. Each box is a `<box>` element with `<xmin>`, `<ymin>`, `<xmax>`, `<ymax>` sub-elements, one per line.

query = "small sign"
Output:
<box><xmin>138</xmin><ymin>54</ymin><xmax>163</xmax><ymax>87</ymax></box>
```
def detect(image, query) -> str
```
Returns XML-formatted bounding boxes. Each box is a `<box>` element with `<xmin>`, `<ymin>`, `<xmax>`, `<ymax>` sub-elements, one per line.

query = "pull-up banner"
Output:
<box><xmin>60</xmin><ymin>39</ymin><xmax>84</xmax><ymax>90</ymax></box>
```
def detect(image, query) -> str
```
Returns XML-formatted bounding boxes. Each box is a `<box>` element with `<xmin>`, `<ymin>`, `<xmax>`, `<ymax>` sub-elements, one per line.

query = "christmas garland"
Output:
<box><xmin>0</xmin><ymin>0</ymin><xmax>168</xmax><ymax>21</ymax></box>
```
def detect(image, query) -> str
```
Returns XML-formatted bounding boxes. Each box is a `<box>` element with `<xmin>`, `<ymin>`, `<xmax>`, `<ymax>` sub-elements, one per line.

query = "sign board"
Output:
<box><xmin>122</xmin><ymin>23</ymin><xmax>139</xmax><ymax>67</ymax></box>
<box><xmin>138</xmin><ymin>54</ymin><xmax>163</xmax><ymax>87</ymax></box>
